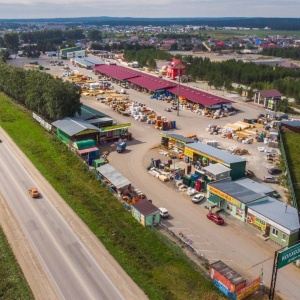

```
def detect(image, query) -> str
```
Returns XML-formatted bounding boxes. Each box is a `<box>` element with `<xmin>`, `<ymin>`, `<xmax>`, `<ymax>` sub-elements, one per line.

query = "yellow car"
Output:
<box><xmin>29</xmin><ymin>188</ymin><xmax>40</xmax><ymax>198</ymax></box>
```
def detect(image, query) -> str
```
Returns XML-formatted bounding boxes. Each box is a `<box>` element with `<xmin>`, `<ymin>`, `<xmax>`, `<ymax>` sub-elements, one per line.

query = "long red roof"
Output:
<box><xmin>94</xmin><ymin>64</ymin><xmax>232</xmax><ymax>107</ymax></box>
<box><xmin>94</xmin><ymin>65</ymin><xmax>140</xmax><ymax>80</ymax></box>
<box><xmin>166</xmin><ymin>86</ymin><xmax>232</xmax><ymax>106</ymax></box>
<box><xmin>128</xmin><ymin>74</ymin><xmax>176</xmax><ymax>91</ymax></box>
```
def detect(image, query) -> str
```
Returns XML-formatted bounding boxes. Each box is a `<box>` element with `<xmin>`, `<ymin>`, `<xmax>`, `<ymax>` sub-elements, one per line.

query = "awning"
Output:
<box><xmin>77</xmin><ymin>147</ymin><xmax>99</xmax><ymax>155</ymax></box>
<box><xmin>208</xmin><ymin>194</ymin><xmax>223</xmax><ymax>204</ymax></box>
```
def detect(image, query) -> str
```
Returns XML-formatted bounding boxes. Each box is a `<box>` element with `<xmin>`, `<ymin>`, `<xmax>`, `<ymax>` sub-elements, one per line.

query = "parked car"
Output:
<box><xmin>263</xmin><ymin>176</ymin><xmax>279</xmax><ymax>184</ymax></box>
<box><xmin>268</xmin><ymin>168</ymin><xmax>282</xmax><ymax>176</ymax></box>
<box><xmin>272</xmin><ymin>191</ymin><xmax>281</xmax><ymax>198</ymax></box>
<box><xmin>29</xmin><ymin>188</ymin><xmax>40</xmax><ymax>198</ymax></box>
<box><xmin>207</xmin><ymin>213</ymin><xmax>224</xmax><ymax>225</ymax></box>
<box><xmin>159</xmin><ymin>207</ymin><xmax>169</xmax><ymax>218</ymax></box>
<box><xmin>164</xmin><ymin>107</ymin><xmax>171</xmax><ymax>112</ymax></box>
<box><xmin>192</xmin><ymin>194</ymin><xmax>205</xmax><ymax>204</ymax></box>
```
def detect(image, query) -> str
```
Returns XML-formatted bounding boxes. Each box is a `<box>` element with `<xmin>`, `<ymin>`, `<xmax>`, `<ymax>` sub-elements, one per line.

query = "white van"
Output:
<box><xmin>159</xmin><ymin>207</ymin><xmax>169</xmax><ymax>218</ymax></box>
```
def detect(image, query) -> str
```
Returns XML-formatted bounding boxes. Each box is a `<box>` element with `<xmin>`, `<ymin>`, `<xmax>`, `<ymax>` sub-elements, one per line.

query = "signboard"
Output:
<box><xmin>100</xmin><ymin>123</ymin><xmax>131</xmax><ymax>132</ymax></box>
<box><xmin>247</xmin><ymin>214</ymin><xmax>266</xmax><ymax>230</ymax></box>
<box><xmin>247</xmin><ymin>208</ymin><xmax>290</xmax><ymax>235</ymax></box>
<box><xmin>210</xmin><ymin>186</ymin><xmax>241</xmax><ymax>208</ymax></box>
<box><xmin>277</xmin><ymin>243</ymin><xmax>300</xmax><ymax>269</ymax></box>
<box><xmin>32</xmin><ymin>112</ymin><xmax>52</xmax><ymax>131</ymax></box>
<box><xmin>236</xmin><ymin>277</ymin><xmax>260</xmax><ymax>300</ymax></box>
<box><xmin>184</xmin><ymin>148</ymin><xmax>194</xmax><ymax>158</ymax></box>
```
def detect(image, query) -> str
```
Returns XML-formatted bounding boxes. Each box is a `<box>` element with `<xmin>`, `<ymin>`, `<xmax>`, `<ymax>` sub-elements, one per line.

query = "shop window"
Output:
<box><xmin>236</xmin><ymin>208</ymin><xmax>243</xmax><ymax>218</ymax></box>
<box><xmin>272</xmin><ymin>228</ymin><xmax>278</xmax><ymax>237</ymax></box>
<box><xmin>227</xmin><ymin>203</ymin><xmax>233</xmax><ymax>212</ymax></box>
<box><xmin>282</xmin><ymin>234</ymin><xmax>286</xmax><ymax>241</ymax></box>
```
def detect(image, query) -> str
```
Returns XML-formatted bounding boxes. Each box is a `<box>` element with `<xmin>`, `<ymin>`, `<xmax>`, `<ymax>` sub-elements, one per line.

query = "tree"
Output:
<box><xmin>3</xmin><ymin>32</ymin><xmax>19</xmax><ymax>53</ymax></box>
<box><xmin>87</xmin><ymin>30</ymin><xmax>102</xmax><ymax>42</ymax></box>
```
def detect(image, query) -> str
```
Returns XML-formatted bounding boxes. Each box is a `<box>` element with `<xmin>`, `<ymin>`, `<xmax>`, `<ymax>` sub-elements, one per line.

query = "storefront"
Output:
<box><xmin>184</xmin><ymin>143</ymin><xmax>246</xmax><ymax>180</ymax></box>
<box><xmin>208</xmin><ymin>179</ymin><xmax>267</xmax><ymax>221</ymax></box>
<box><xmin>247</xmin><ymin>199</ymin><xmax>300</xmax><ymax>247</ymax></box>
<box><xmin>99</xmin><ymin>123</ymin><xmax>131</xmax><ymax>142</ymax></box>
<box><xmin>160</xmin><ymin>132</ymin><xmax>194</xmax><ymax>153</ymax></box>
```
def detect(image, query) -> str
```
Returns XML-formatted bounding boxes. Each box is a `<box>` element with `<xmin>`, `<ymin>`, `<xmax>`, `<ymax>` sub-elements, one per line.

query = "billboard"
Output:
<box><xmin>277</xmin><ymin>243</ymin><xmax>300</xmax><ymax>269</ymax></box>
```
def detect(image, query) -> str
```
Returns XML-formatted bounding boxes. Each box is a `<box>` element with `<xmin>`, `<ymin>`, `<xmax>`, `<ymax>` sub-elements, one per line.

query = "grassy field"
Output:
<box><xmin>280</xmin><ymin>130</ymin><xmax>300</xmax><ymax>208</ymax></box>
<box><xmin>0</xmin><ymin>92</ymin><xmax>226</xmax><ymax>299</ymax></box>
<box><xmin>0</xmin><ymin>226</ymin><xmax>34</xmax><ymax>300</ymax></box>
<box><xmin>208</xmin><ymin>29</ymin><xmax>300</xmax><ymax>40</ymax></box>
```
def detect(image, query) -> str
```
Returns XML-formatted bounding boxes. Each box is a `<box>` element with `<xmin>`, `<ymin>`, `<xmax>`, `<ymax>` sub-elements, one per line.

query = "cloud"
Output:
<box><xmin>0</xmin><ymin>0</ymin><xmax>299</xmax><ymax>19</ymax></box>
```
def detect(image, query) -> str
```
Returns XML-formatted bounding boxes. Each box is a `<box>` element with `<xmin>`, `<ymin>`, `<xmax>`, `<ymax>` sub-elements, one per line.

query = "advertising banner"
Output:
<box><xmin>236</xmin><ymin>277</ymin><xmax>260</xmax><ymax>300</ymax></box>
<box><xmin>213</xmin><ymin>279</ymin><xmax>236</xmax><ymax>300</ymax></box>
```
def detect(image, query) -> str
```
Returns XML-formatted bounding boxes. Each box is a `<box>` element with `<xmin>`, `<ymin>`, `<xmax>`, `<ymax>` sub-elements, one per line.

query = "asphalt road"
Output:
<box><xmin>0</xmin><ymin>141</ymin><xmax>125</xmax><ymax>300</ymax></box>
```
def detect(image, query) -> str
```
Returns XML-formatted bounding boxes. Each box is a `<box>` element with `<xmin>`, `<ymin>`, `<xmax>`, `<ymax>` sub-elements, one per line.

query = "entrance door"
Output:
<box><xmin>265</xmin><ymin>224</ymin><xmax>270</xmax><ymax>236</ymax></box>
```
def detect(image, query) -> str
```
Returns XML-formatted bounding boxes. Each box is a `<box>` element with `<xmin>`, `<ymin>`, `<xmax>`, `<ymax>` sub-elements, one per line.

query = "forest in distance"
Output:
<box><xmin>1</xmin><ymin>17</ymin><xmax>300</xmax><ymax>31</ymax></box>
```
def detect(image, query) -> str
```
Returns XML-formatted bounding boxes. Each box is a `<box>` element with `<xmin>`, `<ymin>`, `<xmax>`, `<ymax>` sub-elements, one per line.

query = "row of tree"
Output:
<box><xmin>0</xmin><ymin>62</ymin><xmax>81</xmax><ymax>121</ymax></box>
<box><xmin>182</xmin><ymin>56</ymin><xmax>300</xmax><ymax>102</ymax></box>
<box><xmin>262</xmin><ymin>47</ymin><xmax>300</xmax><ymax>61</ymax></box>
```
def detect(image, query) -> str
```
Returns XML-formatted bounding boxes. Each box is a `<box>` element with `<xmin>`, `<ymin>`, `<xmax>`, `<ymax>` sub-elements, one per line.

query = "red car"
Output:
<box><xmin>207</xmin><ymin>213</ymin><xmax>224</xmax><ymax>225</ymax></box>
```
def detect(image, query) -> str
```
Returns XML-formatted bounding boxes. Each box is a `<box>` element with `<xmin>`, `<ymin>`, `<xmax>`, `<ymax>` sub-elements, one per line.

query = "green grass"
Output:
<box><xmin>0</xmin><ymin>92</ymin><xmax>225</xmax><ymax>300</ymax></box>
<box><xmin>281</xmin><ymin>130</ymin><xmax>300</xmax><ymax>208</ymax></box>
<box><xmin>208</xmin><ymin>30</ymin><xmax>300</xmax><ymax>40</ymax></box>
<box><xmin>0</xmin><ymin>226</ymin><xmax>34</xmax><ymax>300</ymax></box>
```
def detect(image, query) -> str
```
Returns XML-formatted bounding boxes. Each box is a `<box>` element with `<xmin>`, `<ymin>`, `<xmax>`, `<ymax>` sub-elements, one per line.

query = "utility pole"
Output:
<box><xmin>177</xmin><ymin>62</ymin><xmax>181</xmax><ymax>116</ymax></box>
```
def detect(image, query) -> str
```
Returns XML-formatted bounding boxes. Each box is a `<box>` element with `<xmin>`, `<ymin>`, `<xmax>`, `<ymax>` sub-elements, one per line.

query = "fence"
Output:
<box><xmin>279</xmin><ymin>128</ymin><xmax>298</xmax><ymax>210</ymax></box>
<box><xmin>157</xmin><ymin>222</ymin><xmax>209</xmax><ymax>271</ymax></box>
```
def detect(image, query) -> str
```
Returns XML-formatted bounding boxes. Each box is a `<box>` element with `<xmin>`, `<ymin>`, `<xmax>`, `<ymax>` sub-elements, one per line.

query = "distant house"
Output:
<box><xmin>254</xmin><ymin>89</ymin><xmax>282</xmax><ymax>110</ymax></box>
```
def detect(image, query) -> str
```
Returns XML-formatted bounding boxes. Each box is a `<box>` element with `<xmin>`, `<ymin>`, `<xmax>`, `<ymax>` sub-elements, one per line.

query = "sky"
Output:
<box><xmin>0</xmin><ymin>0</ymin><xmax>299</xmax><ymax>19</ymax></box>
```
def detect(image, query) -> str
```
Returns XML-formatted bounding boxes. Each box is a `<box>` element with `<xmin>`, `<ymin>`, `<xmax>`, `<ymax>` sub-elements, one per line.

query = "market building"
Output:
<box><xmin>60</xmin><ymin>46</ymin><xmax>86</xmax><ymax>59</ymax></box>
<box><xmin>254</xmin><ymin>89</ymin><xmax>282</xmax><ymax>109</ymax></box>
<box><xmin>207</xmin><ymin>179</ymin><xmax>267</xmax><ymax>221</ymax></box>
<box><xmin>184</xmin><ymin>142</ymin><xmax>246</xmax><ymax>180</ymax></box>
<box><xmin>96</xmin><ymin>163</ymin><xmax>131</xmax><ymax>195</ymax></box>
<box><xmin>93</xmin><ymin>64</ymin><xmax>232</xmax><ymax>109</ymax></box>
<box><xmin>247</xmin><ymin>198</ymin><xmax>300</xmax><ymax>247</ymax></box>
<box><xmin>131</xmin><ymin>199</ymin><xmax>160</xmax><ymax>227</ymax></box>
<box><xmin>160</xmin><ymin>132</ymin><xmax>195</xmax><ymax>153</ymax></box>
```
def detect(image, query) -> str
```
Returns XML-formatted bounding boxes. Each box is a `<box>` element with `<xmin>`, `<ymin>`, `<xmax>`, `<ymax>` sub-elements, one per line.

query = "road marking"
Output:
<box><xmin>246</xmin><ymin>257</ymin><xmax>273</xmax><ymax>270</ymax></box>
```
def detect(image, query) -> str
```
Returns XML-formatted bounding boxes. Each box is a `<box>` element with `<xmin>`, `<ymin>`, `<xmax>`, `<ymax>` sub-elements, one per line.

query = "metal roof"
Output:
<box><xmin>209</xmin><ymin>179</ymin><xmax>265</xmax><ymax>204</ymax></box>
<box><xmin>131</xmin><ymin>199</ymin><xmax>159</xmax><ymax>216</ymax></box>
<box><xmin>161</xmin><ymin>132</ymin><xmax>195</xmax><ymax>143</ymax></box>
<box><xmin>86</xmin><ymin>117</ymin><xmax>114</xmax><ymax>124</ymax></box>
<box><xmin>258</xmin><ymin>89</ymin><xmax>282</xmax><ymax>98</ymax></box>
<box><xmin>186</xmin><ymin>142</ymin><xmax>246</xmax><ymax>164</ymax></box>
<box><xmin>203</xmin><ymin>163</ymin><xmax>231</xmax><ymax>175</ymax></box>
<box><xmin>247</xmin><ymin>198</ymin><xmax>300</xmax><ymax>233</ymax></box>
<box><xmin>166</xmin><ymin>85</ymin><xmax>232</xmax><ymax>107</ymax></box>
<box><xmin>235</xmin><ymin>178</ymin><xmax>274</xmax><ymax>195</ymax></box>
<box><xmin>128</xmin><ymin>74</ymin><xmax>176</xmax><ymax>91</ymax></box>
<box><xmin>93</xmin><ymin>64</ymin><xmax>233</xmax><ymax>107</ymax></box>
<box><xmin>96</xmin><ymin>164</ymin><xmax>131</xmax><ymax>189</ymax></box>
<box><xmin>76</xmin><ymin>104</ymin><xmax>108</xmax><ymax>120</ymax></box>
<box><xmin>52</xmin><ymin>118</ymin><xmax>100</xmax><ymax>136</ymax></box>
<box><xmin>210</xmin><ymin>260</ymin><xmax>245</xmax><ymax>285</ymax></box>
<box><xmin>94</xmin><ymin>65</ymin><xmax>141</xmax><ymax>80</ymax></box>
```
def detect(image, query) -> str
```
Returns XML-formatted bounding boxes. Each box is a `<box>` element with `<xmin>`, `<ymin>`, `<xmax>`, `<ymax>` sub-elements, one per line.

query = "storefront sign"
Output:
<box><xmin>247</xmin><ymin>208</ymin><xmax>290</xmax><ymax>235</ymax></box>
<box><xmin>277</xmin><ymin>243</ymin><xmax>300</xmax><ymax>269</ymax></box>
<box><xmin>210</xmin><ymin>186</ymin><xmax>241</xmax><ymax>208</ymax></box>
<box><xmin>247</xmin><ymin>213</ymin><xmax>266</xmax><ymax>230</ymax></box>
<box><xmin>236</xmin><ymin>277</ymin><xmax>260</xmax><ymax>300</ymax></box>
<box><xmin>184</xmin><ymin>148</ymin><xmax>194</xmax><ymax>158</ymax></box>
<box><xmin>100</xmin><ymin>123</ymin><xmax>131</xmax><ymax>132</ymax></box>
